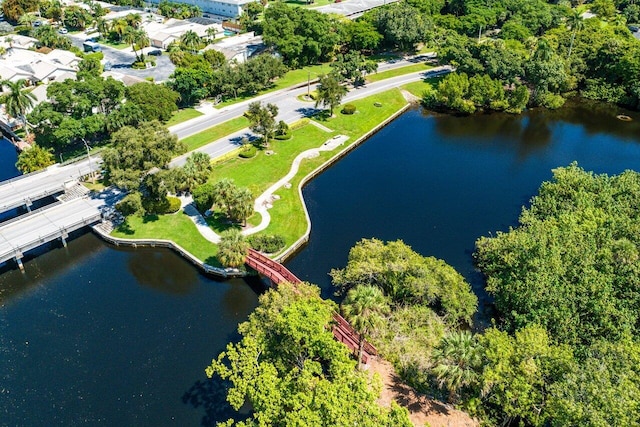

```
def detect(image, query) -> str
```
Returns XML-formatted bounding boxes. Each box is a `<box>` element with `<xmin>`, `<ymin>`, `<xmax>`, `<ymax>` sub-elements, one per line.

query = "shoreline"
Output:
<box><xmin>93</xmin><ymin>101</ymin><xmax>413</xmax><ymax>276</ymax></box>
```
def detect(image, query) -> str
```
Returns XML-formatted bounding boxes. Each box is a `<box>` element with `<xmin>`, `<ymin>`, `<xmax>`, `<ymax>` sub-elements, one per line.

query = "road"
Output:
<box><xmin>170</xmin><ymin>65</ymin><xmax>452</xmax><ymax>167</ymax></box>
<box><xmin>67</xmin><ymin>33</ymin><xmax>175</xmax><ymax>82</ymax></box>
<box><xmin>0</xmin><ymin>158</ymin><xmax>99</xmax><ymax>214</ymax></box>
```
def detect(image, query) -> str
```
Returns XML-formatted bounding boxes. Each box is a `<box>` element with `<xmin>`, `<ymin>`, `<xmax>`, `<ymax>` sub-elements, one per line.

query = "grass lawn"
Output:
<box><xmin>112</xmin><ymin>211</ymin><xmax>222</xmax><ymax>267</ymax></box>
<box><xmin>180</xmin><ymin>116</ymin><xmax>250</xmax><ymax>151</ymax></box>
<box><xmin>113</xmin><ymin>89</ymin><xmax>408</xmax><ymax>262</ymax></box>
<box><xmin>401</xmin><ymin>78</ymin><xmax>442</xmax><ymax>98</ymax></box>
<box><xmin>214</xmin><ymin>63</ymin><xmax>329</xmax><ymax>109</ymax></box>
<box><xmin>367</xmin><ymin>62</ymin><xmax>433</xmax><ymax>83</ymax></box>
<box><xmin>166</xmin><ymin>108</ymin><xmax>203</xmax><ymax>127</ymax></box>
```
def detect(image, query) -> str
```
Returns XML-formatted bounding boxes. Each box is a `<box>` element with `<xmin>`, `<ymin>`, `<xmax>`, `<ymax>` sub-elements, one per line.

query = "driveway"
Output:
<box><xmin>67</xmin><ymin>33</ymin><xmax>176</xmax><ymax>82</ymax></box>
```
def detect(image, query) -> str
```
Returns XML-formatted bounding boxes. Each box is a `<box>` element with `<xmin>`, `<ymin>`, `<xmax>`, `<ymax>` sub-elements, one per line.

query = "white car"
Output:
<box><xmin>58</xmin><ymin>28</ymin><xmax>68</xmax><ymax>34</ymax></box>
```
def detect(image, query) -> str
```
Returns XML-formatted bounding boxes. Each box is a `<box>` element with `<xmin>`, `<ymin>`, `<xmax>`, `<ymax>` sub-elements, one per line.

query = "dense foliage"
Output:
<box><xmin>476</xmin><ymin>164</ymin><xmax>640</xmax><ymax>349</ymax></box>
<box><xmin>206</xmin><ymin>282</ymin><xmax>412</xmax><ymax>426</ymax></box>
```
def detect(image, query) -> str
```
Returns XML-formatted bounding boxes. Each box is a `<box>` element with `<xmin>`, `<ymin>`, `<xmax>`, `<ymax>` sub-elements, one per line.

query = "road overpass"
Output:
<box><xmin>0</xmin><ymin>196</ymin><xmax>107</xmax><ymax>270</ymax></box>
<box><xmin>0</xmin><ymin>157</ymin><xmax>98</xmax><ymax>215</ymax></box>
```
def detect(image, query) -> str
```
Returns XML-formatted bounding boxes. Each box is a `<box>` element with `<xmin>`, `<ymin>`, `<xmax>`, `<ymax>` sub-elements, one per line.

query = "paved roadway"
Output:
<box><xmin>0</xmin><ymin>196</ymin><xmax>106</xmax><ymax>265</ymax></box>
<box><xmin>170</xmin><ymin>65</ymin><xmax>452</xmax><ymax>166</ymax></box>
<box><xmin>0</xmin><ymin>158</ymin><xmax>99</xmax><ymax>214</ymax></box>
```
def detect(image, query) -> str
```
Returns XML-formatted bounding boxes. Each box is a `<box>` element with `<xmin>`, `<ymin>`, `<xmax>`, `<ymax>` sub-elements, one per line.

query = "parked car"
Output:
<box><xmin>58</xmin><ymin>27</ymin><xmax>68</xmax><ymax>34</ymax></box>
<box><xmin>148</xmin><ymin>49</ymin><xmax>162</xmax><ymax>56</ymax></box>
<box><xmin>33</xmin><ymin>20</ymin><xmax>42</xmax><ymax>27</ymax></box>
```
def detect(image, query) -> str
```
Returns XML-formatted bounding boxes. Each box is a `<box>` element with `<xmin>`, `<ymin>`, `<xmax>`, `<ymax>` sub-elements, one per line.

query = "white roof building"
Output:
<box><xmin>0</xmin><ymin>47</ymin><xmax>79</xmax><ymax>85</ymax></box>
<box><xmin>146</xmin><ymin>0</ymin><xmax>258</xmax><ymax>18</ymax></box>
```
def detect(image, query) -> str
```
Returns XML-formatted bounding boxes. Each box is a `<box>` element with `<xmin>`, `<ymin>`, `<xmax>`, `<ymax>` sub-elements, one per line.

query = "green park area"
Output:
<box><xmin>165</xmin><ymin>108</ymin><xmax>203</xmax><ymax>127</ymax></box>
<box><xmin>112</xmin><ymin>89</ymin><xmax>408</xmax><ymax>261</ymax></box>
<box><xmin>367</xmin><ymin>62</ymin><xmax>433</xmax><ymax>83</ymax></box>
<box><xmin>181</xmin><ymin>116</ymin><xmax>250</xmax><ymax>151</ymax></box>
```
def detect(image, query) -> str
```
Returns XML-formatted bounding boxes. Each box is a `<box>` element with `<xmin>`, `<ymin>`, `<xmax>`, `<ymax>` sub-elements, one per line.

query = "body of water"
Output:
<box><xmin>2</xmin><ymin>102</ymin><xmax>640</xmax><ymax>424</ymax></box>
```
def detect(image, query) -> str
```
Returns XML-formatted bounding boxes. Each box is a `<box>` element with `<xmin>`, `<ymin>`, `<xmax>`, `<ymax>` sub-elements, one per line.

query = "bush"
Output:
<box><xmin>274</xmin><ymin>132</ymin><xmax>292</xmax><ymax>140</ymax></box>
<box><xmin>132</xmin><ymin>61</ymin><xmax>146</xmax><ymax>69</ymax></box>
<box><xmin>166</xmin><ymin>196</ymin><xmax>182</xmax><ymax>213</ymax></box>
<box><xmin>116</xmin><ymin>192</ymin><xmax>144</xmax><ymax>216</ymax></box>
<box><xmin>247</xmin><ymin>234</ymin><xmax>286</xmax><ymax>253</ymax></box>
<box><xmin>142</xmin><ymin>196</ymin><xmax>170</xmax><ymax>214</ymax></box>
<box><xmin>239</xmin><ymin>145</ymin><xmax>257</xmax><ymax>158</ymax></box>
<box><xmin>341</xmin><ymin>104</ymin><xmax>356</xmax><ymax>115</ymax></box>
<box><xmin>192</xmin><ymin>182</ymin><xmax>215</xmax><ymax>213</ymax></box>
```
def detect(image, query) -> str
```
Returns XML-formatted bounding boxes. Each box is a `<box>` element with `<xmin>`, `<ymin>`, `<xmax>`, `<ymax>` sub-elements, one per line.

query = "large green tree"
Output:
<box><xmin>475</xmin><ymin>164</ymin><xmax>640</xmax><ymax>348</ymax></box>
<box><xmin>314</xmin><ymin>73</ymin><xmax>348</xmax><ymax>117</ymax></box>
<box><xmin>245</xmin><ymin>101</ymin><xmax>278</xmax><ymax>146</ymax></box>
<box><xmin>431</xmin><ymin>331</ymin><xmax>482</xmax><ymax>403</ymax></box>
<box><xmin>206</xmin><ymin>281</ymin><xmax>412</xmax><ymax>426</ymax></box>
<box><xmin>217</xmin><ymin>229</ymin><xmax>248</xmax><ymax>268</ymax></box>
<box><xmin>331</xmin><ymin>238</ymin><xmax>477</xmax><ymax>326</ymax></box>
<box><xmin>125</xmin><ymin>83</ymin><xmax>179</xmax><ymax>122</ymax></box>
<box><xmin>1</xmin><ymin>79</ymin><xmax>36</xmax><ymax>135</ymax></box>
<box><xmin>102</xmin><ymin>121</ymin><xmax>186</xmax><ymax>190</ymax></box>
<box><xmin>15</xmin><ymin>144</ymin><xmax>55</xmax><ymax>173</ymax></box>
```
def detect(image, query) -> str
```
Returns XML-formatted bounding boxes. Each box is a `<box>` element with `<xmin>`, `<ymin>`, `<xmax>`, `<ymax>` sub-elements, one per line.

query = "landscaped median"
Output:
<box><xmin>110</xmin><ymin>88</ymin><xmax>410</xmax><ymax>269</ymax></box>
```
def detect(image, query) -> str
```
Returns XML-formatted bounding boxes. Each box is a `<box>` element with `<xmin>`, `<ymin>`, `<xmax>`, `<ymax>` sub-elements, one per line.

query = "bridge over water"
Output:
<box><xmin>0</xmin><ymin>195</ymin><xmax>108</xmax><ymax>270</ymax></box>
<box><xmin>0</xmin><ymin>159</ymin><xmax>97</xmax><ymax>215</ymax></box>
<box><xmin>245</xmin><ymin>248</ymin><xmax>377</xmax><ymax>363</ymax></box>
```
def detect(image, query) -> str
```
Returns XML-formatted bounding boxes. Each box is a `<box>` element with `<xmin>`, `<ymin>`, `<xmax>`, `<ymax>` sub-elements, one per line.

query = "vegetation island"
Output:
<box><xmin>1</xmin><ymin>0</ymin><xmax>640</xmax><ymax>425</ymax></box>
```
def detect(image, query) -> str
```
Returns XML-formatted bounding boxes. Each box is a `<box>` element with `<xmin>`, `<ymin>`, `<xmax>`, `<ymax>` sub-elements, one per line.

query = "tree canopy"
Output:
<box><xmin>206</xmin><ymin>281</ymin><xmax>412</xmax><ymax>427</ymax></box>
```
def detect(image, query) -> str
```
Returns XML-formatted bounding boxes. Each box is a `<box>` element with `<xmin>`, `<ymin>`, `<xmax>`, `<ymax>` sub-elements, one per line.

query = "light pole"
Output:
<box><xmin>81</xmin><ymin>138</ymin><xmax>95</xmax><ymax>184</ymax></box>
<box><xmin>307</xmin><ymin>71</ymin><xmax>311</xmax><ymax>98</ymax></box>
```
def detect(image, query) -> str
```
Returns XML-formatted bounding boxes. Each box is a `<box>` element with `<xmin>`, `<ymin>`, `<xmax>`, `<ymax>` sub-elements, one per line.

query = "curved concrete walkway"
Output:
<box><xmin>178</xmin><ymin>135</ymin><xmax>349</xmax><ymax>243</ymax></box>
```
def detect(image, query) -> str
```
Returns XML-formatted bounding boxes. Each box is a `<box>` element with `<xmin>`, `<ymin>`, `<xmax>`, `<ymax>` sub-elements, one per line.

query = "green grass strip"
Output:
<box><xmin>367</xmin><ymin>62</ymin><xmax>433</xmax><ymax>83</ymax></box>
<box><xmin>180</xmin><ymin>116</ymin><xmax>250</xmax><ymax>151</ymax></box>
<box><xmin>166</xmin><ymin>108</ymin><xmax>203</xmax><ymax>127</ymax></box>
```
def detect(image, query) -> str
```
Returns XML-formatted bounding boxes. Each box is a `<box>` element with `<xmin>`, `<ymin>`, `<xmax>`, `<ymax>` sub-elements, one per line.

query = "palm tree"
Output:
<box><xmin>230</xmin><ymin>187</ymin><xmax>253</xmax><ymax>226</ymax></box>
<box><xmin>315</xmin><ymin>73</ymin><xmax>348</xmax><ymax>117</ymax></box>
<box><xmin>205</xmin><ymin>27</ymin><xmax>217</xmax><ymax>43</ymax></box>
<box><xmin>111</xmin><ymin>19</ymin><xmax>129</xmax><ymax>42</ymax></box>
<box><xmin>1</xmin><ymin>79</ymin><xmax>36</xmax><ymax>136</ymax></box>
<box><xmin>96</xmin><ymin>17</ymin><xmax>110</xmax><ymax>36</ymax></box>
<box><xmin>566</xmin><ymin>10</ymin><xmax>584</xmax><ymax>58</ymax></box>
<box><xmin>125</xmin><ymin>13</ymin><xmax>142</xmax><ymax>29</ymax></box>
<box><xmin>431</xmin><ymin>331</ymin><xmax>482</xmax><ymax>403</ymax></box>
<box><xmin>124</xmin><ymin>27</ymin><xmax>149</xmax><ymax>63</ymax></box>
<box><xmin>180</xmin><ymin>30</ymin><xmax>202</xmax><ymax>53</ymax></box>
<box><xmin>217</xmin><ymin>229</ymin><xmax>249</xmax><ymax>268</ymax></box>
<box><xmin>18</xmin><ymin>13</ymin><xmax>38</xmax><ymax>28</ymax></box>
<box><xmin>342</xmin><ymin>285</ymin><xmax>389</xmax><ymax>369</ymax></box>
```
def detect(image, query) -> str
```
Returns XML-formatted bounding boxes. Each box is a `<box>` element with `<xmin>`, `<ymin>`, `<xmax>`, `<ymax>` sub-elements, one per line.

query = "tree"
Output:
<box><xmin>479</xmin><ymin>326</ymin><xmax>574</xmax><ymax>427</ymax></box>
<box><xmin>18</xmin><ymin>13</ymin><xmax>38</xmax><ymax>28</ymax></box>
<box><xmin>1</xmin><ymin>79</ymin><xmax>36</xmax><ymax>136</ymax></box>
<box><xmin>566</xmin><ymin>10</ymin><xmax>584</xmax><ymax>58</ymax></box>
<box><xmin>2</xmin><ymin>0</ymin><xmax>37</xmax><ymax>23</ymax></box>
<box><xmin>245</xmin><ymin>101</ymin><xmax>278</xmax><ymax>146</ymax></box>
<box><xmin>590</xmin><ymin>0</ymin><xmax>616</xmax><ymax>19</ymax></box>
<box><xmin>217</xmin><ymin>229</ymin><xmax>249</xmax><ymax>268</ymax></box>
<box><xmin>167</xmin><ymin>67</ymin><xmax>213</xmax><ymax>106</ymax></box>
<box><xmin>205</xmin><ymin>281</ymin><xmax>412</xmax><ymax>426</ymax></box>
<box><xmin>431</xmin><ymin>331</ymin><xmax>482</xmax><ymax>403</ymax></box>
<box><xmin>372</xmin><ymin>2</ymin><xmax>433</xmax><ymax>51</ymax></box>
<box><xmin>315</xmin><ymin>73</ymin><xmax>348</xmax><ymax>117</ymax></box>
<box><xmin>15</xmin><ymin>144</ymin><xmax>55</xmax><ymax>173</ymax></box>
<box><xmin>181</xmin><ymin>151</ymin><xmax>211</xmax><ymax>191</ymax></box>
<box><xmin>180</xmin><ymin>30</ymin><xmax>202</xmax><ymax>52</ymax></box>
<box><xmin>331</xmin><ymin>51</ymin><xmax>378</xmax><ymax>86</ymax></box>
<box><xmin>342</xmin><ymin>285</ymin><xmax>389</xmax><ymax>369</ymax></box>
<box><xmin>124</xmin><ymin>27</ymin><xmax>149</xmax><ymax>63</ymax></box>
<box><xmin>211</xmin><ymin>178</ymin><xmax>254</xmax><ymax>224</ymax></box>
<box><xmin>475</xmin><ymin>164</ymin><xmax>640</xmax><ymax>348</ymax></box>
<box><xmin>102</xmin><ymin>121</ymin><xmax>186</xmax><ymax>190</ymax></box>
<box><xmin>229</xmin><ymin>187</ymin><xmax>254</xmax><ymax>226</ymax></box>
<box><xmin>331</xmin><ymin>238</ymin><xmax>477</xmax><ymax>326</ymax></box>
<box><xmin>125</xmin><ymin>83</ymin><xmax>179</xmax><ymax>122</ymax></box>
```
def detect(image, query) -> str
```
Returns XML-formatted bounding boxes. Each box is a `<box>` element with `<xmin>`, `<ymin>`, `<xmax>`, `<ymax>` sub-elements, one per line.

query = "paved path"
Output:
<box><xmin>178</xmin><ymin>135</ymin><xmax>350</xmax><ymax>244</ymax></box>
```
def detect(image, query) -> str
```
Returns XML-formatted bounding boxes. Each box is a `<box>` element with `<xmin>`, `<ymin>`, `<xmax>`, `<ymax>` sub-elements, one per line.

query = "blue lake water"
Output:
<box><xmin>1</xmin><ymin>102</ymin><xmax>640</xmax><ymax>424</ymax></box>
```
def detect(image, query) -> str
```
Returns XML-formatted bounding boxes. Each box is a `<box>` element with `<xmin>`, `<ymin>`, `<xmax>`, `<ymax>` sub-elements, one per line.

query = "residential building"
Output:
<box><xmin>147</xmin><ymin>0</ymin><xmax>258</xmax><ymax>18</ymax></box>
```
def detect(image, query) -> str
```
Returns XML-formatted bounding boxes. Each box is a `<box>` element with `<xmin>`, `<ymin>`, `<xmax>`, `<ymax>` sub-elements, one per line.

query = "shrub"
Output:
<box><xmin>116</xmin><ymin>192</ymin><xmax>144</xmax><ymax>216</ymax></box>
<box><xmin>192</xmin><ymin>182</ymin><xmax>215</xmax><ymax>213</ymax></box>
<box><xmin>142</xmin><ymin>196</ymin><xmax>170</xmax><ymax>214</ymax></box>
<box><xmin>166</xmin><ymin>196</ymin><xmax>182</xmax><ymax>213</ymax></box>
<box><xmin>247</xmin><ymin>234</ymin><xmax>286</xmax><ymax>253</ymax></box>
<box><xmin>239</xmin><ymin>145</ymin><xmax>257</xmax><ymax>158</ymax></box>
<box><xmin>274</xmin><ymin>132</ymin><xmax>292</xmax><ymax>140</ymax></box>
<box><xmin>131</xmin><ymin>61</ymin><xmax>146</xmax><ymax>69</ymax></box>
<box><xmin>341</xmin><ymin>104</ymin><xmax>356</xmax><ymax>115</ymax></box>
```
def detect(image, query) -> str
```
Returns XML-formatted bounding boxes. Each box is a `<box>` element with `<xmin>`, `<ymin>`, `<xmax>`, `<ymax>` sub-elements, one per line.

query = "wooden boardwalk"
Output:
<box><xmin>245</xmin><ymin>249</ymin><xmax>377</xmax><ymax>363</ymax></box>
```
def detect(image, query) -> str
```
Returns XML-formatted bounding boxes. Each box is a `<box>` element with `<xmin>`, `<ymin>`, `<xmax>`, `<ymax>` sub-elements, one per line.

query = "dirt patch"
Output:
<box><xmin>370</xmin><ymin>358</ymin><xmax>478</xmax><ymax>427</ymax></box>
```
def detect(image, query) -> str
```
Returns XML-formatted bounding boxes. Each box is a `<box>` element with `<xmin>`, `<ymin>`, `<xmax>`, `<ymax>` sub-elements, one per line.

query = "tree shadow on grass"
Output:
<box><xmin>142</xmin><ymin>214</ymin><xmax>159</xmax><ymax>223</ymax></box>
<box><xmin>116</xmin><ymin>219</ymin><xmax>135</xmax><ymax>235</ymax></box>
<box><xmin>206</xmin><ymin>212</ymin><xmax>242</xmax><ymax>234</ymax></box>
<box><xmin>204</xmin><ymin>255</ymin><xmax>223</xmax><ymax>268</ymax></box>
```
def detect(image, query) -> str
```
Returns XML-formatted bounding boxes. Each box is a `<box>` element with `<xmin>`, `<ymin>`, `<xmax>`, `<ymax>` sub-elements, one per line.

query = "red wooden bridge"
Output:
<box><xmin>246</xmin><ymin>249</ymin><xmax>377</xmax><ymax>363</ymax></box>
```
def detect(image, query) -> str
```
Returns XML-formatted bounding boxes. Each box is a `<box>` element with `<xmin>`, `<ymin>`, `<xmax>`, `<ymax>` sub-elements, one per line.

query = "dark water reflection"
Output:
<box><xmin>286</xmin><ymin>101</ymin><xmax>640</xmax><ymax>327</ymax></box>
